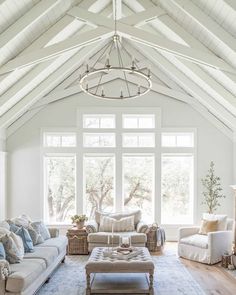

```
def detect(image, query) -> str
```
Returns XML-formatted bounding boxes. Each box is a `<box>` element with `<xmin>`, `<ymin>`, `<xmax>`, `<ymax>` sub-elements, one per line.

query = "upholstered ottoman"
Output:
<box><xmin>85</xmin><ymin>247</ymin><xmax>154</xmax><ymax>294</ymax></box>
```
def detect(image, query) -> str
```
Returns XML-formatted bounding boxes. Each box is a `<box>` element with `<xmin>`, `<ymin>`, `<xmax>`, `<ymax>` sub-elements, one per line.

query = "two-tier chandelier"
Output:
<box><xmin>79</xmin><ymin>1</ymin><xmax>152</xmax><ymax>100</ymax></box>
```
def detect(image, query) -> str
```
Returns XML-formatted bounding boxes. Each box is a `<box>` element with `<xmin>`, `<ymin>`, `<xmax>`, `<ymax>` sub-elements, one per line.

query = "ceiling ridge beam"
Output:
<box><xmin>67</xmin><ymin>6</ymin><xmax>236</xmax><ymax>73</ymax></box>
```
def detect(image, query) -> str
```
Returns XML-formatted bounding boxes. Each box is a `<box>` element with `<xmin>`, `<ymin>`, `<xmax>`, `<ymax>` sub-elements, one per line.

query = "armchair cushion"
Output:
<box><xmin>180</xmin><ymin>234</ymin><xmax>208</xmax><ymax>249</ymax></box>
<box><xmin>85</xmin><ymin>220</ymin><xmax>98</xmax><ymax>233</ymax></box>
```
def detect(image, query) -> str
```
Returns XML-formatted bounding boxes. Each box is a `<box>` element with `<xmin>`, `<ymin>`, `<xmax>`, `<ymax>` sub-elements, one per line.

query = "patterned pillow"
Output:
<box><xmin>0</xmin><ymin>233</ymin><xmax>24</xmax><ymax>264</ymax></box>
<box><xmin>10</xmin><ymin>224</ymin><xmax>34</xmax><ymax>253</ymax></box>
<box><xmin>100</xmin><ymin>215</ymin><xmax>135</xmax><ymax>232</ymax></box>
<box><xmin>0</xmin><ymin>221</ymin><xmax>10</xmax><ymax>230</ymax></box>
<box><xmin>11</xmin><ymin>215</ymin><xmax>31</xmax><ymax>228</ymax></box>
<box><xmin>28</xmin><ymin>226</ymin><xmax>44</xmax><ymax>245</ymax></box>
<box><xmin>0</xmin><ymin>227</ymin><xmax>10</xmax><ymax>238</ymax></box>
<box><xmin>0</xmin><ymin>242</ymin><xmax>6</xmax><ymax>259</ymax></box>
<box><xmin>31</xmin><ymin>222</ymin><xmax>51</xmax><ymax>240</ymax></box>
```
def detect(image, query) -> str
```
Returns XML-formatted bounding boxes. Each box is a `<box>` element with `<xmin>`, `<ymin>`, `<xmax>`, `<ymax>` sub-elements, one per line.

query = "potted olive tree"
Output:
<box><xmin>201</xmin><ymin>161</ymin><xmax>225</xmax><ymax>213</ymax></box>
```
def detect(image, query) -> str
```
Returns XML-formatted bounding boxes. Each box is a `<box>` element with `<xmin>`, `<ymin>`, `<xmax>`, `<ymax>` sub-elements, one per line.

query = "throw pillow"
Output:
<box><xmin>0</xmin><ymin>227</ymin><xmax>10</xmax><ymax>238</ymax></box>
<box><xmin>0</xmin><ymin>233</ymin><xmax>24</xmax><ymax>263</ymax></box>
<box><xmin>28</xmin><ymin>226</ymin><xmax>44</xmax><ymax>245</ymax></box>
<box><xmin>11</xmin><ymin>215</ymin><xmax>32</xmax><ymax>228</ymax></box>
<box><xmin>10</xmin><ymin>224</ymin><xmax>34</xmax><ymax>253</ymax></box>
<box><xmin>31</xmin><ymin>221</ymin><xmax>51</xmax><ymax>240</ymax></box>
<box><xmin>199</xmin><ymin>219</ymin><xmax>218</xmax><ymax>235</ymax></box>
<box><xmin>100</xmin><ymin>215</ymin><xmax>135</xmax><ymax>232</ymax></box>
<box><xmin>0</xmin><ymin>221</ymin><xmax>10</xmax><ymax>230</ymax></box>
<box><xmin>0</xmin><ymin>242</ymin><xmax>6</xmax><ymax>259</ymax></box>
<box><xmin>202</xmin><ymin>213</ymin><xmax>227</xmax><ymax>231</ymax></box>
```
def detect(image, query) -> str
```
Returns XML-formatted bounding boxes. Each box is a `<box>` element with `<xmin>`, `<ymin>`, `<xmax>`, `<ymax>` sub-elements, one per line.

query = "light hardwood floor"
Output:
<box><xmin>156</xmin><ymin>243</ymin><xmax>236</xmax><ymax>295</ymax></box>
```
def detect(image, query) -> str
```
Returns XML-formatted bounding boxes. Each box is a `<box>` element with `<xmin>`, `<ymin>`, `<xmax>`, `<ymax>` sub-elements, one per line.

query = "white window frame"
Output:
<box><xmin>77</xmin><ymin>107</ymin><xmax>161</xmax><ymax>221</ymax></box>
<box><xmin>161</xmin><ymin>128</ymin><xmax>197</xmax><ymax>227</ymax></box>
<box><xmin>41</xmin><ymin>128</ymin><xmax>77</xmax><ymax>225</ymax></box>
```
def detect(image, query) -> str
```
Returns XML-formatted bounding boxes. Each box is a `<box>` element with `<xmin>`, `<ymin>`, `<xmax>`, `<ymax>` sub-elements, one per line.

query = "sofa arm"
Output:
<box><xmin>0</xmin><ymin>259</ymin><xmax>10</xmax><ymax>280</ymax></box>
<box><xmin>48</xmin><ymin>228</ymin><xmax>59</xmax><ymax>238</ymax></box>
<box><xmin>136</xmin><ymin>221</ymin><xmax>149</xmax><ymax>234</ymax></box>
<box><xmin>85</xmin><ymin>220</ymin><xmax>98</xmax><ymax>233</ymax></box>
<box><xmin>178</xmin><ymin>226</ymin><xmax>200</xmax><ymax>241</ymax></box>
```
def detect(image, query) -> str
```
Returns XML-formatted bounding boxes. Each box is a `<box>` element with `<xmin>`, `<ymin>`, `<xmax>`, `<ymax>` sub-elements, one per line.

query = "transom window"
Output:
<box><xmin>123</xmin><ymin>114</ymin><xmax>155</xmax><ymax>129</ymax></box>
<box><xmin>162</xmin><ymin>132</ymin><xmax>194</xmax><ymax>147</ymax></box>
<box><xmin>44</xmin><ymin>132</ymin><xmax>76</xmax><ymax>147</ymax></box>
<box><xmin>83</xmin><ymin>114</ymin><xmax>115</xmax><ymax>129</ymax></box>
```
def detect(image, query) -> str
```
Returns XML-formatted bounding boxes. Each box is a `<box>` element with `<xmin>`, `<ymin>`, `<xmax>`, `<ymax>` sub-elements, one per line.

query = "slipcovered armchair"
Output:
<box><xmin>178</xmin><ymin>217</ymin><xmax>234</xmax><ymax>264</ymax></box>
<box><xmin>85</xmin><ymin>210</ymin><xmax>149</xmax><ymax>252</ymax></box>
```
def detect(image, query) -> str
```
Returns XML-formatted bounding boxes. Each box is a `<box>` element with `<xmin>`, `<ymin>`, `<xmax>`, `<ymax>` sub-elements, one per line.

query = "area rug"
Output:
<box><xmin>36</xmin><ymin>252</ymin><xmax>205</xmax><ymax>295</ymax></box>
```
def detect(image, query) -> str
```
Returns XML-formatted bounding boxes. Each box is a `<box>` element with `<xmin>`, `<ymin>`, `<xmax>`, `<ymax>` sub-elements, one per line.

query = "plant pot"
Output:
<box><xmin>76</xmin><ymin>221</ymin><xmax>85</xmax><ymax>229</ymax></box>
<box><xmin>232</xmin><ymin>255</ymin><xmax>236</xmax><ymax>268</ymax></box>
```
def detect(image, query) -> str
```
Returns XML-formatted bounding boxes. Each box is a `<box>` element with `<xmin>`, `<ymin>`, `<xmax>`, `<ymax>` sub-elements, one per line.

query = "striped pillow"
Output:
<box><xmin>100</xmin><ymin>215</ymin><xmax>134</xmax><ymax>232</ymax></box>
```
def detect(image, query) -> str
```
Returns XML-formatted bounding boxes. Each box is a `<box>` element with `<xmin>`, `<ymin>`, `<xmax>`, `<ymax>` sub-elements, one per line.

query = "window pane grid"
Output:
<box><xmin>123</xmin><ymin>114</ymin><xmax>155</xmax><ymax>129</ymax></box>
<box><xmin>162</xmin><ymin>133</ymin><xmax>194</xmax><ymax>147</ymax></box>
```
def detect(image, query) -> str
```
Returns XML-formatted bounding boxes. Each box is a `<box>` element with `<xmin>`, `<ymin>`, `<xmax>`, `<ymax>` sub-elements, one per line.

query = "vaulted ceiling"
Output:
<box><xmin>0</xmin><ymin>0</ymin><xmax>235</xmax><ymax>139</ymax></box>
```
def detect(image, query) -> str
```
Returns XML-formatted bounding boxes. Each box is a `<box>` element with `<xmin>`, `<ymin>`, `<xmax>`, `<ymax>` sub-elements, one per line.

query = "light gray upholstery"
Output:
<box><xmin>88</xmin><ymin>210</ymin><xmax>148</xmax><ymax>251</ymax></box>
<box><xmin>178</xmin><ymin>218</ymin><xmax>234</xmax><ymax>264</ymax></box>
<box><xmin>0</xmin><ymin>227</ymin><xmax>67</xmax><ymax>295</ymax></box>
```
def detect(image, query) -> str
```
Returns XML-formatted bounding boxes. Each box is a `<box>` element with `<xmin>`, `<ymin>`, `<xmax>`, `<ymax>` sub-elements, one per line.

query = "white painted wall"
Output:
<box><xmin>6</xmin><ymin>87</ymin><xmax>234</xmax><ymax>239</ymax></box>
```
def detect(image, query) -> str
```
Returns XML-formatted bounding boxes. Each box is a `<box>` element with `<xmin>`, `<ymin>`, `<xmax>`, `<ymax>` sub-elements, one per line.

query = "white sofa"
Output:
<box><xmin>0</xmin><ymin>228</ymin><xmax>67</xmax><ymax>295</ymax></box>
<box><xmin>86</xmin><ymin>210</ymin><xmax>149</xmax><ymax>252</ymax></box>
<box><xmin>178</xmin><ymin>218</ymin><xmax>234</xmax><ymax>264</ymax></box>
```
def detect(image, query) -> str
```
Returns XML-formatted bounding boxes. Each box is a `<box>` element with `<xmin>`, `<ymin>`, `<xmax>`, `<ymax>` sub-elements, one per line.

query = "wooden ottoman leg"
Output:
<box><xmin>149</xmin><ymin>273</ymin><xmax>154</xmax><ymax>295</ymax></box>
<box><xmin>86</xmin><ymin>273</ymin><xmax>91</xmax><ymax>295</ymax></box>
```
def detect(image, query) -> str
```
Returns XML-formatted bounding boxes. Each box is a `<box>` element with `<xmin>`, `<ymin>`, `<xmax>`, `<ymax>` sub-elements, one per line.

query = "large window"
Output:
<box><xmin>161</xmin><ymin>155</ymin><xmax>194</xmax><ymax>224</ymax></box>
<box><xmin>123</xmin><ymin>155</ymin><xmax>154</xmax><ymax>221</ymax></box>
<box><xmin>84</xmin><ymin>155</ymin><xmax>115</xmax><ymax>219</ymax></box>
<box><xmin>44</xmin><ymin>155</ymin><xmax>76</xmax><ymax>223</ymax></box>
<box><xmin>42</xmin><ymin>110</ymin><xmax>196</xmax><ymax>227</ymax></box>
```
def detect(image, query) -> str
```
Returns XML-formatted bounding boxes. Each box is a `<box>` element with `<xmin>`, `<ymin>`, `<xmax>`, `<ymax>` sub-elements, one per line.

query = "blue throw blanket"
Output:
<box><xmin>156</xmin><ymin>228</ymin><xmax>166</xmax><ymax>246</ymax></box>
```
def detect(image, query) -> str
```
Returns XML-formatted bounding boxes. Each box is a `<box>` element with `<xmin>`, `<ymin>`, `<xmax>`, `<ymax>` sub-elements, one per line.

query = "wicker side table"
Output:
<box><xmin>67</xmin><ymin>227</ymin><xmax>88</xmax><ymax>255</ymax></box>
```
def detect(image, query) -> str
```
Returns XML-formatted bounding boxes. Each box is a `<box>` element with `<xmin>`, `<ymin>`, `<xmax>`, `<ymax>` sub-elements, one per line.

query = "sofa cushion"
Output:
<box><xmin>28</xmin><ymin>226</ymin><xmax>44</xmax><ymax>245</ymax></box>
<box><xmin>100</xmin><ymin>215</ymin><xmax>135</xmax><ymax>232</ymax></box>
<box><xmin>88</xmin><ymin>231</ymin><xmax>146</xmax><ymax>244</ymax></box>
<box><xmin>6</xmin><ymin>258</ymin><xmax>46</xmax><ymax>293</ymax></box>
<box><xmin>31</xmin><ymin>221</ymin><xmax>51</xmax><ymax>240</ymax></box>
<box><xmin>24</xmin><ymin>246</ymin><xmax>58</xmax><ymax>267</ymax></box>
<box><xmin>35</xmin><ymin>236</ymin><xmax>67</xmax><ymax>254</ymax></box>
<box><xmin>180</xmin><ymin>234</ymin><xmax>208</xmax><ymax>249</ymax></box>
<box><xmin>95</xmin><ymin>210</ymin><xmax>141</xmax><ymax>227</ymax></box>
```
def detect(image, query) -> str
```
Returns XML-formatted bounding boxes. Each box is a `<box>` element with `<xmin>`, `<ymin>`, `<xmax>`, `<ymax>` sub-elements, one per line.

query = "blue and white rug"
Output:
<box><xmin>37</xmin><ymin>252</ymin><xmax>205</xmax><ymax>295</ymax></box>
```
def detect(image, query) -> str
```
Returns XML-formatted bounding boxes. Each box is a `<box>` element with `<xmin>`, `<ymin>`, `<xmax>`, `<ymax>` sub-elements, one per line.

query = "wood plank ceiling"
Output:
<box><xmin>0</xmin><ymin>0</ymin><xmax>235</xmax><ymax>139</ymax></box>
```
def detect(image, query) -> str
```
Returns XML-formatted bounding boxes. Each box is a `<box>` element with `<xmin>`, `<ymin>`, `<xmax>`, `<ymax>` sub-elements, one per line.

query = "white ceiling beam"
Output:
<box><xmin>67</xmin><ymin>7</ymin><xmax>235</xmax><ymax>73</ymax></box>
<box><xmin>0</xmin><ymin>43</ymin><xmax>103</xmax><ymax>129</ymax></box>
<box><xmin>169</xmin><ymin>0</ymin><xmax>236</xmax><ymax>65</ymax></box>
<box><xmin>113</xmin><ymin>0</ymin><xmax>122</xmax><ymax>19</ymax></box>
<box><xmin>144</xmin><ymin>16</ymin><xmax>236</xmax><ymax>116</ymax></box>
<box><xmin>0</xmin><ymin>27</ymin><xmax>112</xmax><ymax>74</ymax></box>
<box><xmin>222</xmin><ymin>0</ymin><xmax>236</xmax><ymax>11</ymax></box>
<box><xmin>134</xmin><ymin>44</ymin><xmax>236</xmax><ymax>131</ymax></box>
<box><xmin>0</xmin><ymin>0</ymin><xmax>61</xmax><ymax>50</ymax></box>
<box><xmin>120</xmin><ymin>7</ymin><xmax>166</xmax><ymax>26</ymax></box>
